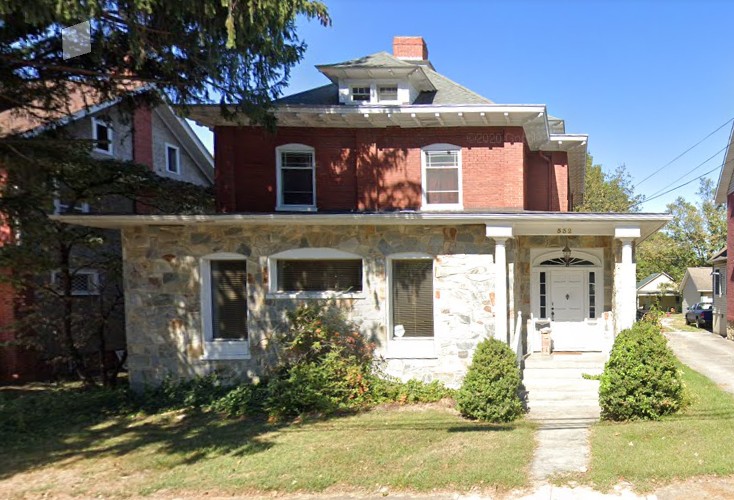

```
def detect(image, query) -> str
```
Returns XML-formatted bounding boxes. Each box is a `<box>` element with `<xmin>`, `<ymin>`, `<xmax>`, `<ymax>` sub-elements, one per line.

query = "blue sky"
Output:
<box><xmin>193</xmin><ymin>0</ymin><xmax>734</xmax><ymax>212</ymax></box>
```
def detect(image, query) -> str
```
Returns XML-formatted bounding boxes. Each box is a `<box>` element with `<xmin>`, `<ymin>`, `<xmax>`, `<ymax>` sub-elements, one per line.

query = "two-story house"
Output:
<box><xmin>0</xmin><ymin>91</ymin><xmax>214</xmax><ymax>382</ymax></box>
<box><xmin>58</xmin><ymin>37</ymin><xmax>670</xmax><ymax>389</ymax></box>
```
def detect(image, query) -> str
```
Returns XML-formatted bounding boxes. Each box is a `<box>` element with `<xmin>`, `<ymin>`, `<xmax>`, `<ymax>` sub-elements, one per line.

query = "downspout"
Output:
<box><xmin>539</xmin><ymin>151</ymin><xmax>553</xmax><ymax>211</ymax></box>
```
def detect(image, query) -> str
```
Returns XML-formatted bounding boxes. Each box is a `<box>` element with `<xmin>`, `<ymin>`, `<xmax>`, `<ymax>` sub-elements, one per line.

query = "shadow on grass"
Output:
<box><xmin>0</xmin><ymin>386</ymin><xmax>285</xmax><ymax>480</ymax></box>
<box><xmin>0</xmin><ymin>386</ymin><xmax>525</xmax><ymax>480</ymax></box>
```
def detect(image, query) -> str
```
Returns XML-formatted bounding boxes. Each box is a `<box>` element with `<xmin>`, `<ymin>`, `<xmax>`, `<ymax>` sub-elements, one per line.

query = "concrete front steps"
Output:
<box><xmin>522</xmin><ymin>352</ymin><xmax>605</xmax><ymax>423</ymax></box>
<box><xmin>523</xmin><ymin>352</ymin><xmax>607</xmax><ymax>481</ymax></box>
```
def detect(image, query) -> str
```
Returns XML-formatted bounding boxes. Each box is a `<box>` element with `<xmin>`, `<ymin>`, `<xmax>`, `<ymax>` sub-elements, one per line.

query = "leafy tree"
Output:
<box><xmin>636</xmin><ymin>178</ymin><xmax>725</xmax><ymax>282</ymax></box>
<box><xmin>0</xmin><ymin>136</ymin><xmax>213</xmax><ymax>385</ymax></box>
<box><xmin>0</xmin><ymin>0</ymin><xmax>330</xmax><ymax>385</ymax></box>
<box><xmin>0</xmin><ymin>0</ymin><xmax>330</xmax><ymax>127</ymax></box>
<box><xmin>575</xmin><ymin>155</ymin><xmax>643</xmax><ymax>212</ymax></box>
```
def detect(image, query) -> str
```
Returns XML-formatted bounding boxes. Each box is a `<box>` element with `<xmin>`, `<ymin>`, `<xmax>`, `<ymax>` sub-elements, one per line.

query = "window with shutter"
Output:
<box><xmin>210</xmin><ymin>260</ymin><xmax>248</xmax><ymax>340</ymax></box>
<box><xmin>277</xmin><ymin>260</ymin><xmax>362</xmax><ymax>293</ymax></box>
<box><xmin>391</xmin><ymin>259</ymin><xmax>434</xmax><ymax>338</ymax></box>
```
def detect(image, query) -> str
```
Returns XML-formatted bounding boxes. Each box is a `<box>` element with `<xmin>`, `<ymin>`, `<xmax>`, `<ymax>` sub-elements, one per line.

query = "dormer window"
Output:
<box><xmin>351</xmin><ymin>87</ymin><xmax>371</xmax><ymax>102</ymax></box>
<box><xmin>378</xmin><ymin>85</ymin><xmax>398</xmax><ymax>102</ymax></box>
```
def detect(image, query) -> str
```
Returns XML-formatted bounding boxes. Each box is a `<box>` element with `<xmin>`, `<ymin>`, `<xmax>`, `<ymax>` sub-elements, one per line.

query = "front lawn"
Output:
<box><xmin>0</xmin><ymin>386</ymin><xmax>535</xmax><ymax>497</ymax></box>
<box><xmin>586</xmin><ymin>363</ymin><xmax>734</xmax><ymax>491</ymax></box>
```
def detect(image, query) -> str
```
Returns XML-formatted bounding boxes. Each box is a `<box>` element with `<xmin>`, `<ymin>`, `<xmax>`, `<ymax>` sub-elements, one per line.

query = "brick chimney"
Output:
<box><xmin>393</xmin><ymin>36</ymin><xmax>428</xmax><ymax>60</ymax></box>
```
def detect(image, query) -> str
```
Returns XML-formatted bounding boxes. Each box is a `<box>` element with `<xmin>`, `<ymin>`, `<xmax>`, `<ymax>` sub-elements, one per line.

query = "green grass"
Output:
<box><xmin>586</xmin><ymin>363</ymin><xmax>734</xmax><ymax>491</ymax></box>
<box><xmin>0</xmin><ymin>386</ymin><xmax>535</xmax><ymax>497</ymax></box>
<box><xmin>663</xmin><ymin>313</ymin><xmax>706</xmax><ymax>333</ymax></box>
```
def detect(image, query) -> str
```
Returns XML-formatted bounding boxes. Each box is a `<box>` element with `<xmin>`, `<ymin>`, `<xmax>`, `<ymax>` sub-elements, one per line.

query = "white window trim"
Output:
<box><xmin>385</xmin><ymin>252</ymin><xmax>437</xmax><ymax>359</ymax></box>
<box><xmin>51</xmin><ymin>269</ymin><xmax>100</xmax><ymax>296</ymax></box>
<box><xmin>275</xmin><ymin>143</ymin><xmax>317</xmax><ymax>212</ymax></box>
<box><xmin>346</xmin><ymin>81</ymin><xmax>404</xmax><ymax>105</ymax></box>
<box><xmin>91</xmin><ymin>117</ymin><xmax>113</xmax><ymax>155</ymax></box>
<box><xmin>165</xmin><ymin>143</ymin><xmax>181</xmax><ymax>174</ymax></box>
<box><xmin>200</xmin><ymin>252</ymin><xmax>250</xmax><ymax>360</ymax></box>
<box><xmin>266</xmin><ymin>248</ymin><xmax>365</xmax><ymax>299</ymax></box>
<box><xmin>421</xmin><ymin>143</ymin><xmax>463</xmax><ymax>210</ymax></box>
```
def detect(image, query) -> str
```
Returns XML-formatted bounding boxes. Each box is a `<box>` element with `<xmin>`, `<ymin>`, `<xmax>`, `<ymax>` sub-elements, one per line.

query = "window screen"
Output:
<box><xmin>280</xmin><ymin>151</ymin><xmax>314</xmax><ymax>206</ymax></box>
<box><xmin>424</xmin><ymin>150</ymin><xmax>460</xmax><ymax>205</ymax></box>
<box><xmin>277</xmin><ymin>260</ymin><xmax>362</xmax><ymax>292</ymax></box>
<box><xmin>392</xmin><ymin>259</ymin><xmax>434</xmax><ymax>338</ymax></box>
<box><xmin>211</xmin><ymin>260</ymin><xmax>248</xmax><ymax>340</ymax></box>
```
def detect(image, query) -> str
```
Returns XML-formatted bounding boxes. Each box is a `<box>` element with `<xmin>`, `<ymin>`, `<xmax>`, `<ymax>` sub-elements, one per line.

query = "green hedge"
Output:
<box><xmin>599</xmin><ymin>321</ymin><xmax>683</xmax><ymax>421</ymax></box>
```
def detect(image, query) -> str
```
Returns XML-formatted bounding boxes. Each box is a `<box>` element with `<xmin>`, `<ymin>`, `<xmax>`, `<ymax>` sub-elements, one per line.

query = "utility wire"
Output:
<box><xmin>644</xmin><ymin>143</ymin><xmax>728</xmax><ymax>200</ymax></box>
<box><xmin>630</xmin><ymin>154</ymin><xmax>731</xmax><ymax>210</ymax></box>
<box><xmin>636</xmin><ymin>116</ymin><xmax>734</xmax><ymax>187</ymax></box>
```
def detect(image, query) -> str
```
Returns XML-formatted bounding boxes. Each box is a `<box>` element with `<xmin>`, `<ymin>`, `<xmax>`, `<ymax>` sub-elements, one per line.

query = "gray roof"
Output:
<box><xmin>683</xmin><ymin>267</ymin><xmax>713</xmax><ymax>292</ymax></box>
<box><xmin>276</xmin><ymin>51</ymin><xmax>493</xmax><ymax>107</ymax></box>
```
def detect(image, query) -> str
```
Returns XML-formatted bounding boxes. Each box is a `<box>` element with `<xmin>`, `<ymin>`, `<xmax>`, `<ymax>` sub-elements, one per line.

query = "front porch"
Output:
<box><xmin>486</xmin><ymin>218</ymin><xmax>656</xmax><ymax>359</ymax></box>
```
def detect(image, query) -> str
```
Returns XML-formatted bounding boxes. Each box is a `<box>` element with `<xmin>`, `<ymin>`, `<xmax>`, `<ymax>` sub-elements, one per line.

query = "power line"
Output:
<box><xmin>644</xmin><ymin>143</ymin><xmax>728</xmax><ymax>200</ymax></box>
<box><xmin>630</xmin><ymin>155</ymin><xmax>730</xmax><ymax>210</ymax></box>
<box><xmin>636</xmin><ymin>116</ymin><xmax>734</xmax><ymax>187</ymax></box>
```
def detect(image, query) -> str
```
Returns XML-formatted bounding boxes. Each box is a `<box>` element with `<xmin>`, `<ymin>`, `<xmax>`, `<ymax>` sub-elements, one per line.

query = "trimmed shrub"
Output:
<box><xmin>599</xmin><ymin>321</ymin><xmax>683</xmax><ymax>421</ymax></box>
<box><xmin>455</xmin><ymin>338</ymin><xmax>524</xmax><ymax>422</ymax></box>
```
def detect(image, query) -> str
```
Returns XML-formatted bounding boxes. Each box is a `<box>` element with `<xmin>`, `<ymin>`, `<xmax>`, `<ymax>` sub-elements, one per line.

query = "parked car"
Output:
<box><xmin>685</xmin><ymin>303</ymin><xmax>713</xmax><ymax>328</ymax></box>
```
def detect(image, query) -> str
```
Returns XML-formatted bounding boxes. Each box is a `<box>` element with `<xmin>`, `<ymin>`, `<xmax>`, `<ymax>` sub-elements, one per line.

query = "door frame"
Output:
<box><xmin>529</xmin><ymin>248</ymin><xmax>604</xmax><ymax>323</ymax></box>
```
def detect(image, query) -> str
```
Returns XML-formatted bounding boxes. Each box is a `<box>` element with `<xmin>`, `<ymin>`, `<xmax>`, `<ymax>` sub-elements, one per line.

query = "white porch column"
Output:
<box><xmin>486</xmin><ymin>225</ymin><xmax>513</xmax><ymax>343</ymax></box>
<box><xmin>614</xmin><ymin>227</ymin><xmax>640</xmax><ymax>333</ymax></box>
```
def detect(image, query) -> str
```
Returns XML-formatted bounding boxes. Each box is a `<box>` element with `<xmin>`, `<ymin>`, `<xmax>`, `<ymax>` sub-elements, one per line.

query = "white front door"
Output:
<box><xmin>550</xmin><ymin>270</ymin><xmax>590</xmax><ymax>351</ymax></box>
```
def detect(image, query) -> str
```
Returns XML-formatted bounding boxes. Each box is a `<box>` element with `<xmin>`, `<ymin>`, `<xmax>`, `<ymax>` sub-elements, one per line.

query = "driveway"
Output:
<box><xmin>664</xmin><ymin>322</ymin><xmax>734</xmax><ymax>395</ymax></box>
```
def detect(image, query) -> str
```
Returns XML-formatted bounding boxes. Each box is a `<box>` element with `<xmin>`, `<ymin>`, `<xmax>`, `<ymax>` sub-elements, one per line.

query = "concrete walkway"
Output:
<box><xmin>523</xmin><ymin>353</ymin><xmax>605</xmax><ymax>481</ymax></box>
<box><xmin>664</xmin><ymin>323</ymin><xmax>734</xmax><ymax>395</ymax></box>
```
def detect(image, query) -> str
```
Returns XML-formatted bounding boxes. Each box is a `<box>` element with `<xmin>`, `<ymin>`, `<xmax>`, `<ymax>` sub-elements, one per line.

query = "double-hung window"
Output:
<box><xmin>377</xmin><ymin>85</ymin><xmax>398</xmax><ymax>102</ymax></box>
<box><xmin>351</xmin><ymin>86</ymin><xmax>371</xmax><ymax>102</ymax></box>
<box><xmin>388</xmin><ymin>254</ymin><xmax>435</xmax><ymax>358</ymax></box>
<box><xmin>422</xmin><ymin>144</ymin><xmax>462</xmax><ymax>209</ymax></box>
<box><xmin>92</xmin><ymin>118</ymin><xmax>113</xmax><ymax>155</ymax></box>
<box><xmin>201</xmin><ymin>253</ymin><xmax>249</xmax><ymax>359</ymax></box>
<box><xmin>276</xmin><ymin>144</ymin><xmax>316</xmax><ymax>211</ymax></box>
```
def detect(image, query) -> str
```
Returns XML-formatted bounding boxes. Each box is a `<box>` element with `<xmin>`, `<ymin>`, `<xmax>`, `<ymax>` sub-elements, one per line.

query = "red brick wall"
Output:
<box><xmin>727</xmin><ymin>192</ymin><xmax>734</xmax><ymax>322</ymax></box>
<box><xmin>523</xmin><ymin>150</ymin><xmax>569</xmax><ymax>212</ymax></box>
<box><xmin>133</xmin><ymin>106</ymin><xmax>153</xmax><ymax>169</ymax></box>
<box><xmin>216</xmin><ymin>126</ymin><xmax>534</xmax><ymax>213</ymax></box>
<box><xmin>393</xmin><ymin>36</ymin><xmax>428</xmax><ymax>60</ymax></box>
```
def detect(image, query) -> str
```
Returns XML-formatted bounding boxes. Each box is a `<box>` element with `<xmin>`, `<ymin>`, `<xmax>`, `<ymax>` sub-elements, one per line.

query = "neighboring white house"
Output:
<box><xmin>680</xmin><ymin>267</ymin><xmax>714</xmax><ymax>312</ymax></box>
<box><xmin>636</xmin><ymin>272</ymin><xmax>679</xmax><ymax>312</ymax></box>
<box><xmin>710</xmin><ymin>248</ymin><xmax>727</xmax><ymax>337</ymax></box>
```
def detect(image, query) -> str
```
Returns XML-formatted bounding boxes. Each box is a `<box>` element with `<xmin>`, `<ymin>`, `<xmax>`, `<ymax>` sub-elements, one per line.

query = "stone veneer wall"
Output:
<box><xmin>122</xmin><ymin>223</ymin><xmax>497</xmax><ymax>389</ymax></box>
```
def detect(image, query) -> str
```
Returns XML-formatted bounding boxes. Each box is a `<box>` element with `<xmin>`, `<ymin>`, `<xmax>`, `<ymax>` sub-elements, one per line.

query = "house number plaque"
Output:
<box><xmin>557</xmin><ymin>228</ymin><xmax>572</xmax><ymax>234</ymax></box>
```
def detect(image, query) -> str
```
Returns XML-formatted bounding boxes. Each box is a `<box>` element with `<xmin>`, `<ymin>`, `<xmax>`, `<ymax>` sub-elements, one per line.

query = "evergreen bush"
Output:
<box><xmin>455</xmin><ymin>338</ymin><xmax>524</xmax><ymax>422</ymax></box>
<box><xmin>599</xmin><ymin>321</ymin><xmax>683</xmax><ymax>421</ymax></box>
